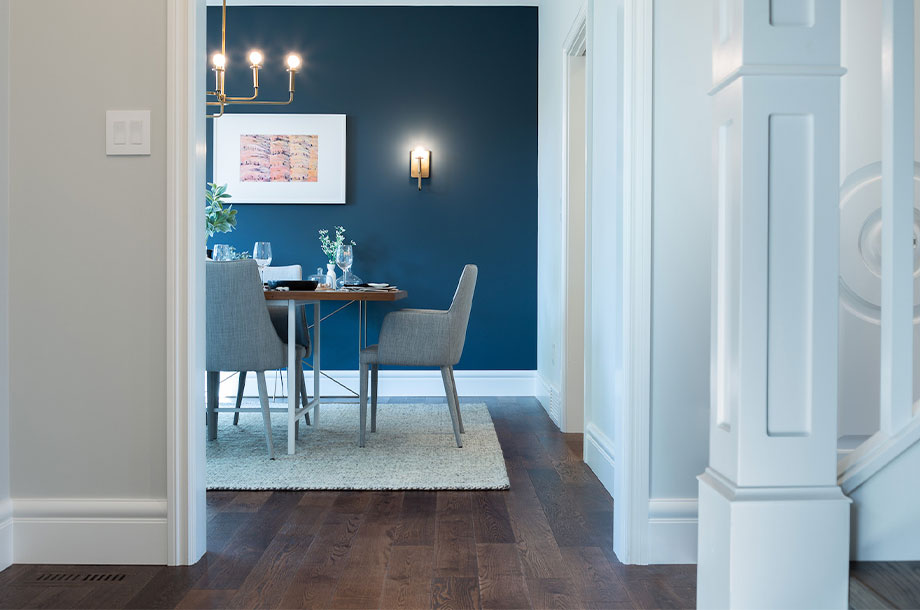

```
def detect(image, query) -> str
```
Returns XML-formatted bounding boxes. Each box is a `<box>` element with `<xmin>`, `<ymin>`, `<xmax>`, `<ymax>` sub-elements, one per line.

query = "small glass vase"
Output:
<box><xmin>326</xmin><ymin>263</ymin><xmax>337</xmax><ymax>288</ymax></box>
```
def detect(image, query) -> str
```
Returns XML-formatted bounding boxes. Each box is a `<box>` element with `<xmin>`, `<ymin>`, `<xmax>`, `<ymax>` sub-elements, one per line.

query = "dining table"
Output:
<box><xmin>264</xmin><ymin>287</ymin><xmax>408</xmax><ymax>454</ymax></box>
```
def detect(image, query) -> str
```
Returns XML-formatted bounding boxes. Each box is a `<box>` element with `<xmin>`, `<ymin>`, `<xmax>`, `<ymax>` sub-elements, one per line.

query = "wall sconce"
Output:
<box><xmin>410</xmin><ymin>146</ymin><xmax>430</xmax><ymax>190</ymax></box>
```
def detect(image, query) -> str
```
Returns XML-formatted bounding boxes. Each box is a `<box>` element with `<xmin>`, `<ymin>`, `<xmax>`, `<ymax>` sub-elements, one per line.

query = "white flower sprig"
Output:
<box><xmin>318</xmin><ymin>225</ymin><xmax>356</xmax><ymax>263</ymax></box>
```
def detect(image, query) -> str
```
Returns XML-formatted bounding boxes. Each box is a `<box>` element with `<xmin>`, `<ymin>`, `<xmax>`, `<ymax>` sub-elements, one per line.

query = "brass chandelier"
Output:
<box><xmin>206</xmin><ymin>0</ymin><xmax>301</xmax><ymax>118</ymax></box>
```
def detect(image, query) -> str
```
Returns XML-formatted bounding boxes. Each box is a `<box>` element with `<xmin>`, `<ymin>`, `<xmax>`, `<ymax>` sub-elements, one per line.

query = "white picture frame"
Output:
<box><xmin>213</xmin><ymin>113</ymin><xmax>346</xmax><ymax>204</ymax></box>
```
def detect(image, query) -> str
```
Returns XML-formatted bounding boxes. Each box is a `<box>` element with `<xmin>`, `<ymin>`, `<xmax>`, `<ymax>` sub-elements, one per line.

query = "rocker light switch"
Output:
<box><xmin>106</xmin><ymin>110</ymin><xmax>150</xmax><ymax>155</ymax></box>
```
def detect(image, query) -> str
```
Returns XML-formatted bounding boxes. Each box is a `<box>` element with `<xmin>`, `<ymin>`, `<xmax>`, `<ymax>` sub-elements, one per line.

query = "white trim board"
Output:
<box><xmin>647</xmin><ymin>498</ymin><xmax>698</xmax><ymax>565</ymax></box>
<box><xmin>0</xmin><ymin>499</ymin><xmax>11</xmax><ymax>571</ymax></box>
<box><xmin>535</xmin><ymin>375</ymin><xmax>560</xmax><ymax>427</ymax></box>
<box><xmin>10</xmin><ymin>499</ymin><xmax>167</xmax><ymax>565</ymax></box>
<box><xmin>222</xmin><ymin>369</ymin><xmax>538</xmax><ymax>399</ymax></box>
<box><xmin>584</xmin><ymin>423</ymin><xmax>615</xmax><ymax>494</ymax></box>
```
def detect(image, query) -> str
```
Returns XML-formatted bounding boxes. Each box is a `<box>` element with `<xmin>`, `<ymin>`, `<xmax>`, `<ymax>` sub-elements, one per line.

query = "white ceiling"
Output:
<box><xmin>205</xmin><ymin>0</ymin><xmax>538</xmax><ymax>6</ymax></box>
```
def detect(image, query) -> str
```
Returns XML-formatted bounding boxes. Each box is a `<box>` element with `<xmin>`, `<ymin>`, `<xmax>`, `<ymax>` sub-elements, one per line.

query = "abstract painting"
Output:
<box><xmin>213</xmin><ymin>114</ymin><xmax>346</xmax><ymax>204</ymax></box>
<box><xmin>240</xmin><ymin>134</ymin><xmax>319</xmax><ymax>183</ymax></box>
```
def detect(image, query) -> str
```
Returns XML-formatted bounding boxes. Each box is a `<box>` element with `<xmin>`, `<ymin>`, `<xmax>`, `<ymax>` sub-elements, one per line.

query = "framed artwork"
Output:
<box><xmin>213</xmin><ymin>113</ymin><xmax>346</xmax><ymax>204</ymax></box>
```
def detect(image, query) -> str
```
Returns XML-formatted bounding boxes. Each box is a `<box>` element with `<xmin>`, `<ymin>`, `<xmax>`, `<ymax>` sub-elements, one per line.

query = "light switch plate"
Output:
<box><xmin>106</xmin><ymin>110</ymin><xmax>150</xmax><ymax>155</ymax></box>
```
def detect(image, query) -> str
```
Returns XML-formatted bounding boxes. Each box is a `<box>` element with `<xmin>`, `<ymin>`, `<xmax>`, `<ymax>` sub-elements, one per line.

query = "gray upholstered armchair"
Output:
<box><xmin>206</xmin><ymin>259</ymin><xmax>310</xmax><ymax>458</ymax></box>
<box><xmin>358</xmin><ymin>264</ymin><xmax>478</xmax><ymax>448</ymax></box>
<box><xmin>233</xmin><ymin>265</ymin><xmax>312</xmax><ymax>426</ymax></box>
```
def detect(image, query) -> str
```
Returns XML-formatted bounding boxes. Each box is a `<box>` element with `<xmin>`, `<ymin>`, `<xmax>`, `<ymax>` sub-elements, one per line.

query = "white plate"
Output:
<box><xmin>367</xmin><ymin>282</ymin><xmax>390</xmax><ymax>288</ymax></box>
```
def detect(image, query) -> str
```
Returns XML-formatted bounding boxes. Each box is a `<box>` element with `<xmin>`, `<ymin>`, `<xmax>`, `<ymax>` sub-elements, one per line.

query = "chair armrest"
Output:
<box><xmin>378</xmin><ymin>308</ymin><xmax>451</xmax><ymax>366</ymax></box>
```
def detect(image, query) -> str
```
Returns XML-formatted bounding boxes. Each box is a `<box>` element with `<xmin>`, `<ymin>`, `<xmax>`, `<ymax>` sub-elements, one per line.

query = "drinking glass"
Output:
<box><xmin>253</xmin><ymin>241</ymin><xmax>272</xmax><ymax>283</ymax></box>
<box><xmin>335</xmin><ymin>244</ymin><xmax>353</xmax><ymax>287</ymax></box>
<box><xmin>212</xmin><ymin>244</ymin><xmax>231</xmax><ymax>261</ymax></box>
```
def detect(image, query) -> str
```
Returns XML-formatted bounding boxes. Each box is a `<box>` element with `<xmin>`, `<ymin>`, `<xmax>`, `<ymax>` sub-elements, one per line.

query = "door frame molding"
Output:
<box><xmin>166</xmin><ymin>0</ymin><xmax>207</xmax><ymax>566</ymax></box>
<box><xmin>559</xmin><ymin>3</ymin><xmax>588</xmax><ymax>435</ymax></box>
<box><xmin>616</xmin><ymin>0</ymin><xmax>653</xmax><ymax>565</ymax></box>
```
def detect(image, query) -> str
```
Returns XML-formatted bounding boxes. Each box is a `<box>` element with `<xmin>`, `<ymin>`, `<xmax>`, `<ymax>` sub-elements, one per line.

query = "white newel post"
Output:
<box><xmin>698</xmin><ymin>1</ymin><xmax>850</xmax><ymax>607</ymax></box>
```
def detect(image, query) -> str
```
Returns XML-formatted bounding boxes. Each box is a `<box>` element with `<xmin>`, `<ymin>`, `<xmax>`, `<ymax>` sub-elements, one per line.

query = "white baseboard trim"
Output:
<box><xmin>0</xmin><ymin>499</ymin><xmax>12</xmax><ymax>571</ymax></box>
<box><xmin>221</xmin><ymin>369</ymin><xmax>538</xmax><ymax>399</ymax></box>
<box><xmin>535</xmin><ymin>374</ymin><xmax>561</xmax><ymax>427</ymax></box>
<box><xmin>12</xmin><ymin>498</ymin><xmax>167</xmax><ymax>565</ymax></box>
<box><xmin>647</xmin><ymin>498</ymin><xmax>698</xmax><ymax>565</ymax></box>
<box><xmin>584</xmin><ymin>423</ymin><xmax>615</xmax><ymax>495</ymax></box>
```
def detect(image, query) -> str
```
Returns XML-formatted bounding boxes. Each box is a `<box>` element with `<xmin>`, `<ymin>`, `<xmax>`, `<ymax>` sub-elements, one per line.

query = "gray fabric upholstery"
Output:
<box><xmin>206</xmin><ymin>259</ymin><xmax>305</xmax><ymax>372</ymax></box>
<box><xmin>371</xmin><ymin>265</ymin><xmax>478</xmax><ymax>367</ymax></box>
<box><xmin>358</xmin><ymin>265</ymin><xmax>477</xmax><ymax>448</ymax></box>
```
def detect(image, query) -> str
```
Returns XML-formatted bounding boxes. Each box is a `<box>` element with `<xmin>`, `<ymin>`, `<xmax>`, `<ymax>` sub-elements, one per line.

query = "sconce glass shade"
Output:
<box><xmin>410</xmin><ymin>148</ymin><xmax>430</xmax><ymax>179</ymax></box>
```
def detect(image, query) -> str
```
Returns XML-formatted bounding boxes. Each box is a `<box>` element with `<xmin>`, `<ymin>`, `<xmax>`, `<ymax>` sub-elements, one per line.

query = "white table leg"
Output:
<box><xmin>313</xmin><ymin>302</ymin><xmax>320</xmax><ymax>426</ymax></box>
<box><xmin>287</xmin><ymin>299</ymin><xmax>296</xmax><ymax>455</ymax></box>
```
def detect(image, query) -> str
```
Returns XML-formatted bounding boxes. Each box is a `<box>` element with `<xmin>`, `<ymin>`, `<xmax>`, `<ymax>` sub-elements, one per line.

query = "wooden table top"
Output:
<box><xmin>264</xmin><ymin>289</ymin><xmax>408</xmax><ymax>302</ymax></box>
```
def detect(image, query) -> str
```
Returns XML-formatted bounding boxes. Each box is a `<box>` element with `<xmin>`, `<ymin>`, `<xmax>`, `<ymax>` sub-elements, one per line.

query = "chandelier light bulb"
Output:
<box><xmin>248</xmin><ymin>50</ymin><xmax>263</xmax><ymax>67</ymax></box>
<box><xmin>211</xmin><ymin>53</ymin><xmax>226</xmax><ymax>69</ymax></box>
<box><xmin>286</xmin><ymin>53</ymin><xmax>302</xmax><ymax>71</ymax></box>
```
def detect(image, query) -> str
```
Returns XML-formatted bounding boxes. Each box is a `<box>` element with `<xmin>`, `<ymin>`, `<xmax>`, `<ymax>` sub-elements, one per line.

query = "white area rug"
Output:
<box><xmin>207</xmin><ymin>400</ymin><xmax>510</xmax><ymax>490</ymax></box>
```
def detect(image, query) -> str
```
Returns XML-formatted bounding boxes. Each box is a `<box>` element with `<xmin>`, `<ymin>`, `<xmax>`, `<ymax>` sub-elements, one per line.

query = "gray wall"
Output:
<box><xmin>8</xmin><ymin>0</ymin><xmax>167</xmax><ymax>500</ymax></box>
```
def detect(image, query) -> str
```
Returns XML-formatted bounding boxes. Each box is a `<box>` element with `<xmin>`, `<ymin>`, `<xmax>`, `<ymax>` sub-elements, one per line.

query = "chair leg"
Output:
<box><xmin>440</xmin><ymin>366</ymin><xmax>463</xmax><ymax>448</ymax></box>
<box><xmin>207</xmin><ymin>371</ymin><xmax>219</xmax><ymax>441</ymax></box>
<box><xmin>256</xmin><ymin>371</ymin><xmax>275</xmax><ymax>459</ymax></box>
<box><xmin>233</xmin><ymin>372</ymin><xmax>246</xmax><ymax>425</ymax></box>
<box><xmin>359</xmin><ymin>362</ymin><xmax>369</xmax><ymax>447</ymax></box>
<box><xmin>300</xmin><ymin>366</ymin><xmax>311</xmax><ymax>426</ymax></box>
<box><xmin>371</xmin><ymin>365</ymin><xmax>379</xmax><ymax>433</ymax></box>
<box><xmin>448</xmin><ymin>366</ymin><xmax>464</xmax><ymax>434</ymax></box>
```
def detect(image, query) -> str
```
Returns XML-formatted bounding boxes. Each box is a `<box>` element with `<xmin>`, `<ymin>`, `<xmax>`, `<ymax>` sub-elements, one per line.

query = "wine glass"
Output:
<box><xmin>335</xmin><ymin>244</ymin><xmax>353</xmax><ymax>288</ymax></box>
<box><xmin>253</xmin><ymin>241</ymin><xmax>272</xmax><ymax>283</ymax></box>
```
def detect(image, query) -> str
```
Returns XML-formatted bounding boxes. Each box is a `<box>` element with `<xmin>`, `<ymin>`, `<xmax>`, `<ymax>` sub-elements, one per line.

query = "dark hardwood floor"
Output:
<box><xmin>0</xmin><ymin>396</ymin><xmax>916</xmax><ymax>609</ymax></box>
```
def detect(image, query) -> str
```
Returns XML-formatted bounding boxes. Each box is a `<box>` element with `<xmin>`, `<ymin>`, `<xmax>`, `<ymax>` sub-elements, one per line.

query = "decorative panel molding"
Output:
<box><xmin>766</xmin><ymin>113</ymin><xmax>814</xmax><ymax>437</ymax></box>
<box><xmin>769</xmin><ymin>0</ymin><xmax>815</xmax><ymax>28</ymax></box>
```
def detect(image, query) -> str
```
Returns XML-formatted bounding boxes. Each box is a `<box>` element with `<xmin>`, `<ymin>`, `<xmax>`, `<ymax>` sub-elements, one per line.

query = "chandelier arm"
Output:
<box><xmin>225</xmin><ymin>87</ymin><xmax>261</xmax><ymax>102</ymax></box>
<box><xmin>225</xmin><ymin>92</ymin><xmax>294</xmax><ymax>106</ymax></box>
<box><xmin>206</xmin><ymin>99</ymin><xmax>226</xmax><ymax>119</ymax></box>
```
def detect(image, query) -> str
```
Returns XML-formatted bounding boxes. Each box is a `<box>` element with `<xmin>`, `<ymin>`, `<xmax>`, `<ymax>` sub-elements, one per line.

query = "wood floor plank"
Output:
<box><xmin>475</xmin><ymin>543</ymin><xmax>531</xmax><ymax>609</ymax></box>
<box><xmin>277</xmin><ymin>510</ymin><xmax>366</xmax><ymax>609</ymax></box>
<box><xmin>394</xmin><ymin>491</ymin><xmax>438</xmax><ymax>546</ymax></box>
<box><xmin>435</xmin><ymin>492</ymin><xmax>478</xmax><ymax>578</ymax></box>
<box><xmin>503</xmin><ymin>459</ymin><xmax>570</xmax><ymax>579</ymax></box>
<box><xmin>224</xmin><ymin>491</ymin><xmax>273</xmax><ymax>513</ymax></box>
<box><xmin>528</xmin><ymin>468</ymin><xmax>595</xmax><ymax>547</ymax></box>
<box><xmin>849</xmin><ymin>562</ymin><xmax>920</xmax><ymax>610</ymax></box>
<box><xmin>225</xmin><ymin>501</ymin><xmax>329</xmax><ymax>609</ymax></box>
<box><xmin>470</xmin><ymin>491</ymin><xmax>516</xmax><ymax>544</ymax></box>
<box><xmin>431</xmin><ymin>576</ymin><xmax>481</xmax><ymax>610</ymax></box>
<box><xmin>327</xmin><ymin>492</ymin><xmax>403</xmax><ymax>609</ymax></box>
<box><xmin>524</xmin><ymin>577</ymin><xmax>580</xmax><ymax>610</ymax></box>
<box><xmin>174</xmin><ymin>589</ymin><xmax>237</xmax><ymax>609</ymax></box>
<box><xmin>380</xmin><ymin>545</ymin><xmax>435</xmax><ymax>609</ymax></box>
<box><xmin>124</xmin><ymin>563</ymin><xmax>211</xmax><ymax>609</ymax></box>
<box><xmin>561</xmin><ymin>546</ymin><xmax>632</xmax><ymax>607</ymax></box>
<box><xmin>191</xmin><ymin>491</ymin><xmax>302</xmax><ymax>591</ymax></box>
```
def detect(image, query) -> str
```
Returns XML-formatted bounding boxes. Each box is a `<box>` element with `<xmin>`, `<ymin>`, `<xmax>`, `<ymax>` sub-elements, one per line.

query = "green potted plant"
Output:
<box><xmin>206</xmin><ymin>182</ymin><xmax>238</xmax><ymax>239</ymax></box>
<box><xmin>319</xmin><ymin>226</ymin><xmax>356</xmax><ymax>286</ymax></box>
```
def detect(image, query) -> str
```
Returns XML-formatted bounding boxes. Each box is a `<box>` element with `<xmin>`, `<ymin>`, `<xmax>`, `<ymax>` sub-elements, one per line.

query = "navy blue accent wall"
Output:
<box><xmin>206</xmin><ymin>6</ymin><xmax>537</xmax><ymax>370</ymax></box>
